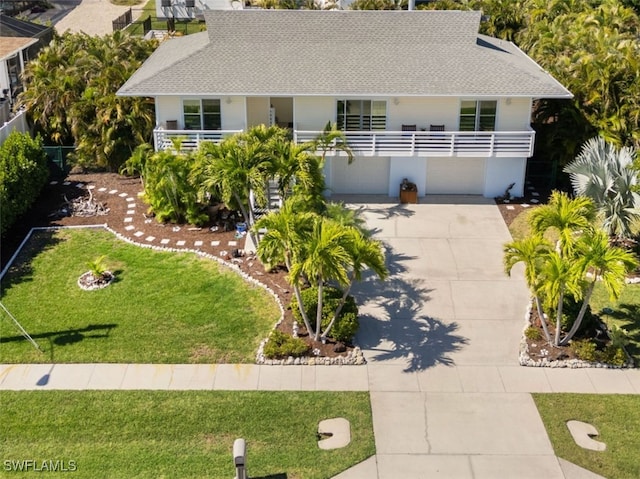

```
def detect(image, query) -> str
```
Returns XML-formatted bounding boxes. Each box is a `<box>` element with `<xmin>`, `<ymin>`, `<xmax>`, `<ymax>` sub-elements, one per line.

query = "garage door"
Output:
<box><xmin>330</xmin><ymin>156</ymin><xmax>390</xmax><ymax>195</ymax></box>
<box><xmin>426</xmin><ymin>158</ymin><xmax>485</xmax><ymax>195</ymax></box>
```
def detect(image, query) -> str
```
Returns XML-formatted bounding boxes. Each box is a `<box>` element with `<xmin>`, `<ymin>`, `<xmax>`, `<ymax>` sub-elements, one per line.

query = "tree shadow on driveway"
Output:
<box><xmin>352</xmin><ymin>245</ymin><xmax>468</xmax><ymax>372</ymax></box>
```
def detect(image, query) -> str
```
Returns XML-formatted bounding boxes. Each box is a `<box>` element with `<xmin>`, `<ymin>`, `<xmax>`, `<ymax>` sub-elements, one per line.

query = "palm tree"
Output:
<box><xmin>323</xmin><ymin>227</ymin><xmax>387</xmax><ymax>340</ymax></box>
<box><xmin>290</xmin><ymin>216</ymin><xmax>352</xmax><ymax>340</ymax></box>
<box><xmin>309</xmin><ymin>122</ymin><xmax>354</xmax><ymax>166</ymax></box>
<box><xmin>537</xmin><ymin>250</ymin><xmax>582</xmax><ymax>347</ymax></box>
<box><xmin>254</xmin><ymin>201</ymin><xmax>316</xmax><ymax>336</ymax></box>
<box><xmin>564</xmin><ymin>137</ymin><xmax>640</xmax><ymax>239</ymax></box>
<box><xmin>528</xmin><ymin>191</ymin><xmax>595</xmax><ymax>256</ymax></box>
<box><xmin>503</xmin><ymin>235</ymin><xmax>553</xmax><ymax>344</ymax></box>
<box><xmin>559</xmin><ymin>229</ymin><xmax>638</xmax><ymax>345</ymax></box>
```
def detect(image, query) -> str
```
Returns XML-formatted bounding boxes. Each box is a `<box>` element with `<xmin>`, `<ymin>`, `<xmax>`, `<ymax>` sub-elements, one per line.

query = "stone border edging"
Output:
<box><xmin>518</xmin><ymin>300</ymin><xmax>633</xmax><ymax>369</ymax></box>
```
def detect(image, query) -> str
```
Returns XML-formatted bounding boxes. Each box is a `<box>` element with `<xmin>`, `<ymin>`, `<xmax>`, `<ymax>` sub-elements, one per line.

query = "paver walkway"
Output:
<box><xmin>1</xmin><ymin>195</ymin><xmax>637</xmax><ymax>479</ymax></box>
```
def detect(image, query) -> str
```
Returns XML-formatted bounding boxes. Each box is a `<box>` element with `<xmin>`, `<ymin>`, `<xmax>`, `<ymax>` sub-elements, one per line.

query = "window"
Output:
<box><xmin>459</xmin><ymin>100</ymin><xmax>496</xmax><ymax>131</ymax></box>
<box><xmin>183</xmin><ymin>99</ymin><xmax>221</xmax><ymax>130</ymax></box>
<box><xmin>337</xmin><ymin>100</ymin><xmax>386</xmax><ymax>131</ymax></box>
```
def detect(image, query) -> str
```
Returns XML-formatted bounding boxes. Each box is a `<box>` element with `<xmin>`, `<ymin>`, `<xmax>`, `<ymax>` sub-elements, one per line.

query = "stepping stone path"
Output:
<box><xmin>317</xmin><ymin>418</ymin><xmax>351</xmax><ymax>450</ymax></box>
<box><xmin>566</xmin><ymin>420</ymin><xmax>606</xmax><ymax>451</ymax></box>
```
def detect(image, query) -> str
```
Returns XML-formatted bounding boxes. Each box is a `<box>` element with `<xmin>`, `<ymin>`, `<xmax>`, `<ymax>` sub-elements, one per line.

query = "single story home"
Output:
<box><xmin>117</xmin><ymin>10</ymin><xmax>572</xmax><ymax>198</ymax></box>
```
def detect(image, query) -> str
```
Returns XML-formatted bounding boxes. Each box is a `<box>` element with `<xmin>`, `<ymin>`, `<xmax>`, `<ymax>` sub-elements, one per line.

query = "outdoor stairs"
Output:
<box><xmin>250</xmin><ymin>179</ymin><xmax>282</xmax><ymax>224</ymax></box>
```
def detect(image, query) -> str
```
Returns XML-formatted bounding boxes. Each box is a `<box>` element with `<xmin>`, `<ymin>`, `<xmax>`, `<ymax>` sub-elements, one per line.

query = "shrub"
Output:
<box><xmin>142</xmin><ymin>151</ymin><xmax>208</xmax><ymax>225</ymax></box>
<box><xmin>0</xmin><ymin>132</ymin><xmax>49</xmax><ymax>236</ymax></box>
<box><xmin>525</xmin><ymin>326</ymin><xmax>543</xmax><ymax>341</ymax></box>
<box><xmin>263</xmin><ymin>330</ymin><xmax>310</xmax><ymax>359</ymax></box>
<box><xmin>570</xmin><ymin>339</ymin><xmax>598</xmax><ymax>362</ymax></box>
<box><xmin>599</xmin><ymin>345</ymin><xmax>628</xmax><ymax>366</ymax></box>
<box><xmin>291</xmin><ymin>286</ymin><xmax>359</xmax><ymax>343</ymax></box>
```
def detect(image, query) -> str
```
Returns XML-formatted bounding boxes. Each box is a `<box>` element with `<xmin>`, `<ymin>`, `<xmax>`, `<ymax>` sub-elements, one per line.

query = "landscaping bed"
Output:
<box><xmin>1</xmin><ymin>172</ymin><xmax>355</xmax><ymax>362</ymax></box>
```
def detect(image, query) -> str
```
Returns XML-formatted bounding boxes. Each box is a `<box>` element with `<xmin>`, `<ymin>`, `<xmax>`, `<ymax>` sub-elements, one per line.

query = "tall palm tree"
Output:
<box><xmin>564</xmin><ymin>137</ymin><xmax>640</xmax><ymax>239</ymax></box>
<box><xmin>309</xmin><ymin>122</ymin><xmax>354</xmax><ymax>166</ymax></box>
<box><xmin>323</xmin><ymin>227</ymin><xmax>387</xmax><ymax>340</ymax></box>
<box><xmin>528</xmin><ymin>191</ymin><xmax>595</xmax><ymax>256</ymax></box>
<box><xmin>560</xmin><ymin>229</ymin><xmax>638</xmax><ymax>345</ymax></box>
<box><xmin>504</xmin><ymin>235</ymin><xmax>553</xmax><ymax>344</ymax></box>
<box><xmin>290</xmin><ymin>216</ymin><xmax>352</xmax><ymax>340</ymax></box>
<box><xmin>537</xmin><ymin>250</ymin><xmax>582</xmax><ymax>347</ymax></box>
<box><xmin>254</xmin><ymin>201</ymin><xmax>316</xmax><ymax>335</ymax></box>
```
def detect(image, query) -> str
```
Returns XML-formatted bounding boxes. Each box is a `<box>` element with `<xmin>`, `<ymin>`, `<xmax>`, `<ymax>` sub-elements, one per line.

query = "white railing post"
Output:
<box><xmin>371</xmin><ymin>132</ymin><xmax>376</xmax><ymax>155</ymax></box>
<box><xmin>449</xmin><ymin>133</ymin><xmax>455</xmax><ymax>156</ymax></box>
<box><xmin>489</xmin><ymin>133</ymin><xmax>495</xmax><ymax>156</ymax></box>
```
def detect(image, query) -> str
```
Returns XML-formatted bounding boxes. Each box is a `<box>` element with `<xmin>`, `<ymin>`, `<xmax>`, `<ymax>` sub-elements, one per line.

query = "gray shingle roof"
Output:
<box><xmin>117</xmin><ymin>10</ymin><xmax>571</xmax><ymax>99</ymax></box>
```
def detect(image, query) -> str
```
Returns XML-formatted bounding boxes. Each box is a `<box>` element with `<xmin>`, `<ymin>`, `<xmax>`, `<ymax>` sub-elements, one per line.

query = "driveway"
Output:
<box><xmin>331</xmin><ymin>195</ymin><xmax>606</xmax><ymax>479</ymax></box>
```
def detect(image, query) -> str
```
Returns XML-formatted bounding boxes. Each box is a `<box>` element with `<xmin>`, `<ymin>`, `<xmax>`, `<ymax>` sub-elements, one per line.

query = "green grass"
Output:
<box><xmin>111</xmin><ymin>0</ymin><xmax>144</xmax><ymax>6</ymax></box>
<box><xmin>0</xmin><ymin>390</ymin><xmax>374</xmax><ymax>479</ymax></box>
<box><xmin>590</xmin><ymin>282</ymin><xmax>640</xmax><ymax>366</ymax></box>
<box><xmin>533</xmin><ymin>394</ymin><xmax>640</xmax><ymax>479</ymax></box>
<box><xmin>0</xmin><ymin>228</ymin><xmax>279</xmax><ymax>363</ymax></box>
<box><xmin>126</xmin><ymin>0</ymin><xmax>205</xmax><ymax>36</ymax></box>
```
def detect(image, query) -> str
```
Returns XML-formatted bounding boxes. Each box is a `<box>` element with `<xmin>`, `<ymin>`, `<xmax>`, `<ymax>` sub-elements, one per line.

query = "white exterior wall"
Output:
<box><xmin>389</xmin><ymin>157</ymin><xmax>427</xmax><ymax>197</ymax></box>
<box><xmin>388</xmin><ymin>97</ymin><xmax>459</xmax><ymax>131</ymax></box>
<box><xmin>425</xmin><ymin>157</ymin><xmax>486</xmax><ymax>195</ymax></box>
<box><xmin>484</xmin><ymin>157</ymin><xmax>526</xmax><ymax>198</ymax></box>
<box><xmin>495</xmin><ymin>97</ymin><xmax>531</xmax><ymax>131</ymax></box>
<box><xmin>294</xmin><ymin>97</ymin><xmax>335</xmax><ymax>130</ymax></box>
<box><xmin>155</xmin><ymin>95</ymin><xmax>244</xmax><ymax>129</ymax></box>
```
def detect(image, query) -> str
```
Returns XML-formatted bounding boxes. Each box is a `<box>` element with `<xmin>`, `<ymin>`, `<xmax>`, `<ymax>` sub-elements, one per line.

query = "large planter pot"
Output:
<box><xmin>400</xmin><ymin>189</ymin><xmax>418</xmax><ymax>204</ymax></box>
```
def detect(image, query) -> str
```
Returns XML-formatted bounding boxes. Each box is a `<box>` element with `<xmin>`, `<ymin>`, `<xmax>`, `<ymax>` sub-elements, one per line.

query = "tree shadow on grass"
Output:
<box><xmin>599</xmin><ymin>303</ymin><xmax>640</xmax><ymax>364</ymax></box>
<box><xmin>0</xmin><ymin>323</ymin><xmax>117</xmax><ymax>359</ymax></box>
<box><xmin>352</xmin><ymin>245</ymin><xmax>468</xmax><ymax>372</ymax></box>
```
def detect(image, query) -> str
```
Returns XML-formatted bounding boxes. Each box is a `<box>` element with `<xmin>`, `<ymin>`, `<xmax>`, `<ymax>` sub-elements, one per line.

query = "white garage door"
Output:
<box><xmin>426</xmin><ymin>158</ymin><xmax>485</xmax><ymax>195</ymax></box>
<box><xmin>330</xmin><ymin>157</ymin><xmax>390</xmax><ymax>195</ymax></box>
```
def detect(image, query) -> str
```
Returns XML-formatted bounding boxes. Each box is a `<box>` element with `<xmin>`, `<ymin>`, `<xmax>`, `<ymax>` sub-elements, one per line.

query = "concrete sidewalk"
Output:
<box><xmin>1</xmin><ymin>363</ymin><xmax>638</xmax><ymax>394</ymax></box>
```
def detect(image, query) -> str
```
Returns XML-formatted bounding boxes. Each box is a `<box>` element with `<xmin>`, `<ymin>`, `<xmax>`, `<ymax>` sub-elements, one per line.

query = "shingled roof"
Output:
<box><xmin>118</xmin><ymin>10</ymin><xmax>571</xmax><ymax>99</ymax></box>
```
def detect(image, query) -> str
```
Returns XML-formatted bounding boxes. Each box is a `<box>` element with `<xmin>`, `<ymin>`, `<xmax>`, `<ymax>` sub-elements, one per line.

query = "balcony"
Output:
<box><xmin>153</xmin><ymin>128</ymin><xmax>243</xmax><ymax>151</ymax></box>
<box><xmin>154</xmin><ymin>127</ymin><xmax>535</xmax><ymax>158</ymax></box>
<box><xmin>294</xmin><ymin>129</ymin><xmax>536</xmax><ymax>158</ymax></box>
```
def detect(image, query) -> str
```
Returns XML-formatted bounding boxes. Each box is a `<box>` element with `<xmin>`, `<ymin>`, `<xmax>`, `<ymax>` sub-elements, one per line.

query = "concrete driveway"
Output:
<box><xmin>331</xmin><ymin>195</ymin><xmax>605</xmax><ymax>479</ymax></box>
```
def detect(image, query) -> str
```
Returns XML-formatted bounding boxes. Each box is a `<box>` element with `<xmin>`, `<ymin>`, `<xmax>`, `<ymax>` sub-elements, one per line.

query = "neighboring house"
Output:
<box><xmin>117</xmin><ymin>10</ymin><xmax>572</xmax><ymax>198</ymax></box>
<box><xmin>156</xmin><ymin>0</ymin><xmax>242</xmax><ymax>21</ymax></box>
<box><xmin>0</xmin><ymin>14</ymin><xmax>53</xmax><ymax>109</ymax></box>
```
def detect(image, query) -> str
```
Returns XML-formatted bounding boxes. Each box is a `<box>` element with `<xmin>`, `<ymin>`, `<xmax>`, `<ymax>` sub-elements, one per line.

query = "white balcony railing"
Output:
<box><xmin>153</xmin><ymin>128</ymin><xmax>243</xmax><ymax>151</ymax></box>
<box><xmin>294</xmin><ymin>129</ymin><xmax>535</xmax><ymax>158</ymax></box>
<box><xmin>154</xmin><ymin>127</ymin><xmax>535</xmax><ymax>158</ymax></box>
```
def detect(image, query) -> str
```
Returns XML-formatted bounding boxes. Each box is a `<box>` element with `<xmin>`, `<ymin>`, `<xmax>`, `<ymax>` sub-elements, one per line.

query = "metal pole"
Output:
<box><xmin>0</xmin><ymin>302</ymin><xmax>43</xmax><ymax>353</ymax></box>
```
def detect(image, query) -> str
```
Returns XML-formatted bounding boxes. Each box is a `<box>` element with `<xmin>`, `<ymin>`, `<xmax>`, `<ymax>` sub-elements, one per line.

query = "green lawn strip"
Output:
<box><xmin>0</xmin><ymin>228</ymin><xmax>279</xmax><ymax>363</ymax></box>
<box><xmin>0</xmin><ymin>390</ymin><xmax>374</xmax><ymax>479</ymax></box>
<box><xmin>533</xmin><ymin>393</ymin><xmax>640</xmax><ymax>479</ymax></box>
<box><xmin>590</xmin><ymin>282</ymin><xmax>640</xmax><ymax>366</ymax></box>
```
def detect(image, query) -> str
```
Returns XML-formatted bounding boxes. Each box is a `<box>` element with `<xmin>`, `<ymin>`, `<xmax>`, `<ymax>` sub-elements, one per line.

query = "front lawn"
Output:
<box><xmin>0</xmin><ymin>228</ymin><xmax>279</xmax><ymax>363</ymax></box>
<box><xmin>0</xmin><ymin>390</ymin><xmax>374</xmax><ymax>479</ymax></box>
<box><xmin>533</xmin><ymin>394</ymin><xmax>640</xmax><ymax>479</ymax></box>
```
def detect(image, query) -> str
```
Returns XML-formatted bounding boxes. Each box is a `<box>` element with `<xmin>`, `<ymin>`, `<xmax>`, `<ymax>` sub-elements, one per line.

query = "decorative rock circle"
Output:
<box><xmin>77</xmin><ymin>271</ymin><xmax>114</xmax><ymax>291</ymax></box>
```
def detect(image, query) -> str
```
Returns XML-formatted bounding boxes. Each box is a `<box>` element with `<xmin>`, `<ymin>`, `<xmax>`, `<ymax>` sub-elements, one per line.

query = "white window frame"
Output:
<box><xmin>459</xmin><ymin>100</ymin><xmax>497</xmax><ymax>132</ymax></box>
<box><xmin>336</xmin><ymin>99</ymin><xmax>387</xmax><ymax>131</ymax></box>
<box><xmin>182</xmin><ymin>98</ymin><xmax>221</xmax><ymax>130</ymax></box>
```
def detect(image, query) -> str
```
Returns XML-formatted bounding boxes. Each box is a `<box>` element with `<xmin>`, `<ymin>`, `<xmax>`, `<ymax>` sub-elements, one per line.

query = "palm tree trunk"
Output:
<box><xmin>233</xmin><ymin>191</ymin><xmax>258</xmax><ymax>247</ymax></box>
<box><xmin>554</xmin><ymin>290</ymin><xmax>565</xmax><ymax>347</ymax></box>
<box><xmin>292</xmin><ymin>282</ymin><xmax>314</xmax><ymax>338</ymax></box>
<box><xmin>323</xmin><ymin>276</ymin><xmax>354</xmax><ymax>340</ymax></box>
<box><xmin>560</xmin><ymin>281</ymin><xmax>596</xmax><ymax>346</ymax></box>
<box><xmin>315</xmin><ymin>280</ymin><xmax>323</xmax><ymax>341</ymax></box>
<box><xmin>535</xmin><ymin>295</ymin><xmax>552</xmax><ymax>345</ymax></box>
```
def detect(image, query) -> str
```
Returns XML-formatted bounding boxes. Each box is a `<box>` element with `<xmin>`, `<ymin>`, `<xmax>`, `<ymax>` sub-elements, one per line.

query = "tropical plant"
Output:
<box><xmin>560</xmin><ymin>229</ymin><xmax>637</xmax><ymax>345</ymax></box>
<box><xmin>120</xmin><ymin>143</ymin><xmax>153</xmax><ymax>187</ymax></box>
<box><xmin>0</xmin><ymin>132</ymin><xmax>49</xmax><ymax>236</ymax></box>
<box><xmin>564</xmin><ymin>137</ymin><xmax>640</xmax><ymax>239</ymax></box>
<box><xmin>528</xmin><ymin>191</ymin><xmax>595</xmax><ymax>256</ymax></box>
<box><xmin>142</xmin><ymin>150</ymin><xmax>208</xmax><ymax>225</ymax></box>
<box><xmin>86</xmin><ymin>255</ymin><xmax>109</xmax><ymax>279</ymax></box>
<box><xmin>255</xmin><ymin>201</ymin><xmax>387</xmax><ymax>342</ymax></box>
<box><xmin>504</xmin><ymin>235</ymin><xmax>553</xmax><ymax>344</ymax></box>
<box><xmin>18</xmin><ymin>31</ymin><xmax>157</xmax><ymax>171</ymax></box>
